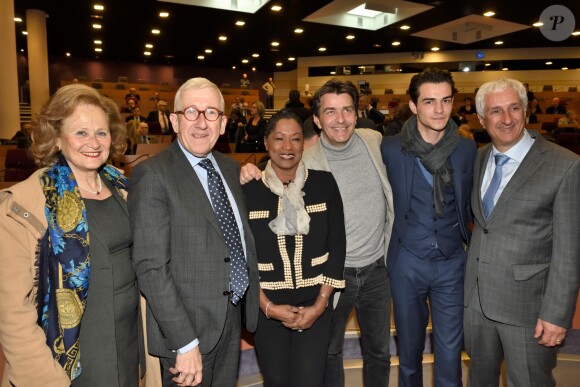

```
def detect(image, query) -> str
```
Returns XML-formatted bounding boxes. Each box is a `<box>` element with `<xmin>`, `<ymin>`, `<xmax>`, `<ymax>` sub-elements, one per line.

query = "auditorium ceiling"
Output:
<box><xmin>13</xmin><ymin>0</ymin><xmax>580</xmax><ymax>73</ymax></box>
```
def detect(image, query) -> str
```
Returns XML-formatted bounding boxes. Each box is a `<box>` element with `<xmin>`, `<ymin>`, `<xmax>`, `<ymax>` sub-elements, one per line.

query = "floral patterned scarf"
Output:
<box><xmin>36</xmin><ymin>156</ymin><xmax>128</xmax><ymax>380</ymax></box>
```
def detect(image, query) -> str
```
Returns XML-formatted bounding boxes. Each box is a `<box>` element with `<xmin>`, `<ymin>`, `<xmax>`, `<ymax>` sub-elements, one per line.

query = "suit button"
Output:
<box><xmin>483</xmin><ymin>229</ymin><xmax>489</xmax><ymax>234</ymax></box>
<box><xmin>224</xmin><ymin>257</ymin><xmax>230</xmax><ymax>263</ymax></box>
<box><xmin>223</xmin><ymin>290</ymin><xmax>231</xmax><ymax>296</ymax></box>
<box><xmin>434</xmin><ymin>230</ymin><xmax>438</xmax><ymax>234</ymax></box>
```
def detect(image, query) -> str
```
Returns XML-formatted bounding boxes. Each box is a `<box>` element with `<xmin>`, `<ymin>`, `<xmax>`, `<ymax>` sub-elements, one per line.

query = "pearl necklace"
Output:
<box><xmin>76</xmin><ymin>174</ymin><xmax>102</xmax><ymax>195</ymax></box>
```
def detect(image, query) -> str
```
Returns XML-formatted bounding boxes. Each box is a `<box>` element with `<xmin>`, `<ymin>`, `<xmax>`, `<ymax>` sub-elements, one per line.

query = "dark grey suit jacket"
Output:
<box><xmin>129</xmin><ymin>141</ymin><xmax>259</xmax><ymax>358</ymax></box>
<box><xmin>465</xmin><ymin>135</ymin><xmax>579</xmax><ymax>329</ymax></box>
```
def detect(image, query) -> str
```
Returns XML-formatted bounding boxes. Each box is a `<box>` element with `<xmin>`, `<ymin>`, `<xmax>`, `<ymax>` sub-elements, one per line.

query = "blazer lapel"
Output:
<box><xmin>168</xmin><ymin>143</ymin><xmax>224</xmax><ymax>240</ymax></box>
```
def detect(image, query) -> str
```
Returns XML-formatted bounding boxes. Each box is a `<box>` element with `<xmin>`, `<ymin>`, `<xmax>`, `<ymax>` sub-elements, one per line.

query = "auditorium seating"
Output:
<box><xmin>2</xmin><ymin>149</ymin><xmax>37</xmax><ymax>182</ymax></box>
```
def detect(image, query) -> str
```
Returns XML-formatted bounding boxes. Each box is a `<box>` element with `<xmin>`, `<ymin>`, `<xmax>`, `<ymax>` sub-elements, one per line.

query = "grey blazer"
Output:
<box><xmin>465</xmin><ymin>135</ymin><xmax>580</xmax><ymax>329</ymax></box>
<box><xmin>129</xmin><ymin>141</ymin><xmax>259</xmax><ymax>358</ymax></box>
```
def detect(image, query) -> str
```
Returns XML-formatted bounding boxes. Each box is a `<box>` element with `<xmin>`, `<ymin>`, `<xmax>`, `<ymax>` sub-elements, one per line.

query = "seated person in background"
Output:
<box><xmin>148</xmin><ymin>91</ymin><xmax>160</xmax><ymax>102</ymax></box>
<box><xmin>231</xmin><ymin>96</ymin><xmax>243</xmax><ymax>111</ymax></box>
<box><xmin>125</xmin><ymin>107</ymin><xmax>147</xmax><ymax>123</ymax></box>
<box><xmin>121</xmin><ymin>97</ymin><xmax>137</xmax><ymax>113</ymax></box>
<box><xmin>135</xmin><ymin>122</ymin><xmax>156</xmax><ymax>144</ymax></box>
<box><xmin>527</xmin><ymin>98</ymin><xmax>542</xmax><ymax>123</ymax></box>
<box><xmin>147</xmin><ymin>100</ymin><xmax>172</xmax><ymax>134</ymax></box>
<box><xmin>358</xmin><ymin>93</ymin><xmax>385</xmax><ymax>126</ymax></box>
<box><xmin>546</xmin><ymin>97</ymin><xmax>567</xmax><ymax>114</ymax></box>
<box><xmin>458</xmin><ymin>96</ymin><xmax>477</xmax><ymax>117</ymax></box>
<box><xmin>284</xmin><ymin>89</ymin><xmax>312</xmax><ymax>123</ymax></box>
<box><xmin>384</xmin><ymin>104</ymin><xmax>414</xmax><ymax>136</ymax></box>
<box><xmin>457</xmin><ymin>123</ymin><xmax>475</xmax><ymax>140</ymax></box>
<box><xmin>558</xmin><ymin>109</ymin><xmax>578</xmax><ymax>127</ymax></box>
<box><xmin>240</xmin><ymin>73</ymin><xmax>250</xmax><ymax>88</ymax></box>
<box><xmin>11</xmin><ymin>122</ymin><xmax>33</xmax><ymax>148</ymax></box>
<box><xmin>125</xmin><ymin>87</ymin><xmax>141</xmax><ymax>103</ymax></box>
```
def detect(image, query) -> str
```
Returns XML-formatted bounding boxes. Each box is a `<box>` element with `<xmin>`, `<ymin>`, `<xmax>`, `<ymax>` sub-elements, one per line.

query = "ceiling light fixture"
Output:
<box><xmin>242</xmin><ymin>59</ymin><xmax>249</xmax><ymax>63</ymax></box>
<box><xmin>483</xmin><ymin>11</ymin><xmax>495</xmax><ymax>17</ymax></box>
<box><xmin>14</xmin><ymin>17</ymin><xmax>22</xmax><ymax>22</ymax></box>
<box><xmin>92</xmin><ymin>24</ymin><xmax>101</xmax><ymax>29</ymax></box>
<box><xmin>144</xmin><ymin>51</ymin><xmax>151</xmax><ymax>56</ymax></box>
<box><xmin>271</xmin><ymin>5</ymin><xmax>282</xmax><ymax>12</ymax></box>
<box><xmin>159</xmin><ymin>12</ymin><xmax>169</xmax><ymax>18</ymax></box>
<box><xmin>236</xmin><ymin>21</ymin><xmax>245</xmax><ymax>26</ymax></box>
<box><xmin>252</xmin><ymin>67</ymin><xmax>256</xmax><ymax>71</ymax></box>
<box><xmin>219</xmin><ymin>36</ymin><xmax>227</xmax><ymax>41</ymax></box>
<box><xmin>94</xmin><ymin>40</ymin><xmax>102</xmax><ymax>44</ymax></box>
<box><xmin>94</xmin><ymin>47</ymin><xmax>102</xmax><ymax>52</ymax></box>
<box><xmin>347</xmin><ymin>4</ymin><xmax>382</xmax><ymax>18</ymax></box>
<box><xmin>495</xmin><ymin>41</ymin><xmax>503</xmax><ymax>45</ymax></box>
<box><xmin>66</xmin><ymin>52</ymin><xmax>71</xmax><ymax>57</ymax></box>
<box><xmin>533</xmin><ymin>22</ymin><xmax>543</xmax><ymax>27</ymax></box>
<box><xmin>22</xmin><ymin>31</ymin><xmax>28</xmax><ymax>35</ymax></box>
<box><xmin>252</xmin><ymin>53</ymin><xmax>259</xmax><ymax>57</ymax></box>
<box><xmin>431</xmin><ymin>47</ymin><xmax>440</xmax><ymax>51</ymax></box>
<box><xmin>562</xmin><ymin>67</ymin><xmax>568</xmax><ymax>70</ymax></box>
<box><xmin>545</xmin><ymin>61</ymin><xmax>552</xmax><ymax>65</ymax></box>
<box><xmin>205</xmin><ymin>49</ymin><xmax>213</xmax><ymax>53</ymax></box>
<box><xmin>145</xmin><ymin>43</ymin><xmax>153</xmax><ymax>48</ymax></box>
<box><xmin>151</xmin><ymin>29</ymin><xmax>160</xmax><ymax>34</ymax></box>
<box><xmin>485</xmin><ymin>63</ymin><xmax>491</xmax><ymax>66</ymax></box>
<box><xmin>276</xmin><ymin>62</ymin><xmax>283</xmax><ymax>66</ymax></box>
<box><xmin>400</xmin><ymin>25</ymin><xmax>410</xmax><ymax>30</ymax></box>
<box><xmin>271</xmin><ymin>41</ymin><xmax>280</xmax><ymax>47</ymax></box>
<box><xmin>318</xmin><ymin>47</ymin><xmax>326</xmax><ymax>52</ymax></box>
<box><xmin>294</xmin><ymin>28</ymin><xmax>303</xmax><ymax>34</ymax></box>
<box><xmin>346</xmin><ymin>35</ymin><xmax>355</xmax><ymax>40</ymax></box>
<box><xmin>572</xmin><ymin>31</ymin><xmax>580</xmax><ymax>36</ymax></box>
<box><xmin>198</xmin><ymin>55</ymin><xmax>204</xmax><ymax>60</ymax></box>
<box><xmin>502</xmin><ymin>67</ymin><xmax>508</xmax><ymax>71</ymax></box>
<box><xmin>232</xmin><ymin>66</ymin><xmax>236</xmax><ymax>69</ymax></box>
<box><xmin>288</xmin><ymin>57</ymin><xmax>296</xmax><ymax>61</ymax></box>
<box><xmin>93</xmin><ymin>5</ymin><xmax>104</xmax><ymax>11</ymax></box>
<box><xmin>392</xmin><ymin>41</ymin><xmax>401</xmax><ymax>46</ymax></box>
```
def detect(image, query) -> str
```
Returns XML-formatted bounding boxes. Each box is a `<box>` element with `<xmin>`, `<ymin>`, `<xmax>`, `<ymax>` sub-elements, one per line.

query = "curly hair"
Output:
<box><xmin>29</xmin><ymin>84</ymin><xmax>127</xmax><ymax>166</ymax></box>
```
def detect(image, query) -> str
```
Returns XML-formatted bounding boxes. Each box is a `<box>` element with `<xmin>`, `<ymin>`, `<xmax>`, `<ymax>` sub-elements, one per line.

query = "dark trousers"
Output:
<box><xmin>254</xmin><ymin>302</ymin><xmax>332</xmax><ymax>387</ymax></box>
<box><xmin>391</xmin><ymin>247</ymin><xmax>465</xmax><ymax>387</ymax></box>
<box><xmin>159</xmin><ymin>301</ymin><xmax>241</xmax><ymax>386</ymax></box>
<box><xmin>266</xmin><ymin>95</ymin><xmax>274</xmax><ymax>109</ymax></box>
<box><xmin>464</xmin><ymin>285</ymin><xmax>557</xmax><ymax>387</ymax></box>
<box><xmin>325</xmin><ymin>257</ymin><xmax>391</xmax><ymax>387</ymax></box>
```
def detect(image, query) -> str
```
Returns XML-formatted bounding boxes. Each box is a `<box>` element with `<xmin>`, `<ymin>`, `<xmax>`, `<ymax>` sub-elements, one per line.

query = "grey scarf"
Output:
<box><xmin>401</xmin><ymin>115</ymin><xmax>459</xmax><ymax>217</ymax></box>
<box><xmin>263</xmin><ymin>160</ymin><xmax>310</xmax><ymax>235</ymax></box>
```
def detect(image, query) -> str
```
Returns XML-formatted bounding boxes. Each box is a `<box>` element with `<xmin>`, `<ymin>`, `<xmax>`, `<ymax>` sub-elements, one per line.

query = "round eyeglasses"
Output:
<box><xmin>174</xmin><ymin>106</ymin><xmax>224</xmax><ymax>122</ymax></box>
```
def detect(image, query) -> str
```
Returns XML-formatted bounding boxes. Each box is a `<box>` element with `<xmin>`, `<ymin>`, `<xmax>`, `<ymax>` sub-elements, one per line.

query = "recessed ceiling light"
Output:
<box><xmin>495</xmin><ymin>41</ymin><xmax>503</xmax><ymax>45</ymax></box>
<box><xmin>151</xmin><ymin>29</ymin><xmax>160</xmax><ymax>34</ymax></box>
<box><xmin>502</xmin><ymin>67</ymin><xmax>508</xmax><ymax>71</ymax></box>
<box><xmin>400</xmin><ymin>25</ymin><xmax>410</xmax><ymax>30</ymax></box>
<box><xmin>572</xmin><ymin>31</ymin><xmax>580</xmax><ymax>36</ymax></box>
<box><xmin>93</xmin><ymin>5</ymin><xmax>104</xmax><ymax>11</ymax></box>
<box><xmin>483</xmin><ymin>11</ymin><xmax>495</xmax><ymax>17</ymax></box>
<box><xmin>276</xmin><ymin>62</ymin><xmax>283</xmax><ymax>66</ymax></box>
<box><xmin>533</xmin><ymin>21</ymin><xmax>543</xmax><ymax>27</ymax></box>
<box><xmin>294</xmin><ymin>28</ymin><xmax>303</xmax><ymax>34</ymax></box>
<box><xmin>252</xmin><ymin>67</ymin><xmax>256</xmax><ymax>71</ymax></box>
<box><xmin>271</xmin><ymin>5</ymin><xmax>282</xmax><ymax>12</ymax></box>
<box><xmin>392</xmin><ymin>41</ymin><xmax>401</xmax><ymax>46</ymax></box>
<box><xmin>205</xmin><ymin>49</ymin><xmax>212</xmax><ymax>54</ymax></box>
<box><xmin>562</xmin><ymin>67</ymin><xmax>568</xmax><ymax>70</ymax></box>
<box><xmin>330</xmin><ymin>71</ymin><xmax>336</xmax><ymax>75</ymax></box>
<box><xmin>66</xmin><ymin>52</ymin><xmax>71</xmax><ymax>57</ymax></box>
<box><xmin>431</xmin><ymin>47</ymin><xmax>440</xmax><ymax>51</ymax></box>
<box><xmin>242</xmin><ymin>59</ymin><xmax>249</xmax><ymax>63</ymax></box>
<box><xmin>197</xmin><ymin>55</ymin><xmax>204</xmax><ymax>60</ymax></box>
<box><xmin>145</xmin><ymin>43</ymin><xmax>153</xmax><ymax>48</ymax></box>
<box><xmin>14</xmin><ymin>17</ymin><xmax>22</xmax><ymax>22</ymax></box>
<box><xmin>165</xmin><ymin>55</ymin><xmax>174</xmax><ymax>59</ymax></box>
<box><xmin>346</xmin><ymin>35</ymin><xmax>355</xmax><ymax>40</ymax></box>
<box><xmin>94</xmin><ymin>40</ymin><xmax>102</xmax><ymax>44</ymax></box>
<box><xmin>462</xmin><ymin>67</ymin><xmax>471</xmax><ymax>72</ymax></box>
<box><xmin>232</xmin><ymin>66</ymin><xmax>236</xmax><ymax>69</ymax></box>
<box><xmin>252</xmin><ymin>53</ymin><xmax>259</xmax><ymax>57</ymax></box>
<box><xmin>92</xmin><ymin>24</ymin><xmax>101</xmax><ymax>29</ymax></box>
<box><xmin>236</xmin><ymin>21</ymin><xmax>245</xmax><ymax>26</ymax></box>
<box><xmin>373</xmin><ymin>43</ymin><xmax>381</xmax><ymax>48</ymax></box>
<box><xmin>545</xmin><ymin>61</ymin><xmax>553</xmax><ymax>65</ymax></box>
<box><xmin>144</xmin><ymin>51</ymin><xmax>151</xmax><ymax>56</ymax></box>
<box><xmin>94</xmin><ymin>47</ymin><xmax>102</xmax><ymax>52</ymax></box>
<box><xmin>22</xmin><ymin>31</ymin><xmax>28</xmax><ymax>35</ymax></box>
<box><xmin>288</xmin><ymin>57</ymin><xmax>296</xmax><ymax>61</ymax></box>
<box><xmin>20</xmin><ymin>48</ymin><xmax>24</xmax><ymax>52</ymax></box>
<box><xmin>159</xmin><ymin>12</ymin><xmax>169</xmax><ymax>18</ymax></box>
<box><xmin>271</xmin><ymin>41</ymin><xmax>280</xmax><ymax>47</ymax></box>
<box><xmin>485</xmin><ymin>63</ymin><xmax>491</xmax><ymax>66</ymax></box>
<box><xmin>318</xmin><ymin>47</ymin><xmax>326</xmax><ymax>52</ymax></box>
<box><xmin>219</xmin><ymin>36</ymin><xmax>227</xmax><ymax>41</ymax></box>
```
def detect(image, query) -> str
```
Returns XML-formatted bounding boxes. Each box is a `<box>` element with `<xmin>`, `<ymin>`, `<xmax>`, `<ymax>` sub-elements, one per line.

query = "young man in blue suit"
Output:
<box><xmin>381</xmin><ymin>68</ymin><xmax>476</xmax><ymax>387</ymax></box>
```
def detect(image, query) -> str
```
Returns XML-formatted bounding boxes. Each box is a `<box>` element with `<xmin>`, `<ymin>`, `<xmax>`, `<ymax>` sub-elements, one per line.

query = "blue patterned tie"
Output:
<box><xmin>482</xmin><ymin>154</ymin><xmax>510</xmax><ymax>218</ymax></box>
<box><xmin>199</xmin><ymin>158</ymin><xmax>249</xmax><ymax>304</ymax></box>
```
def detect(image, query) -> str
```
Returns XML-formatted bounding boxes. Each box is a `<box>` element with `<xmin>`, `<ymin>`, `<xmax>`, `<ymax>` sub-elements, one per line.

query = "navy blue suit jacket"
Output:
<box><xmin>381</xmin><ymin>134</ymin><xmax>476</xmax><ymax>273</ymax></box>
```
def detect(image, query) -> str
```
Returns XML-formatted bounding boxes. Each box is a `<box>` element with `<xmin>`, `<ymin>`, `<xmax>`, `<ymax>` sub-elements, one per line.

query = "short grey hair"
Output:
<box><xmin>475</xmin><ymin>78</ymin><xmax>527</xmax><ymax>118</ymax></box>
<box><xmin>173</xmin><ymin>77</ymin><xmax>224</xmax><ymax>112</ymax></box>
